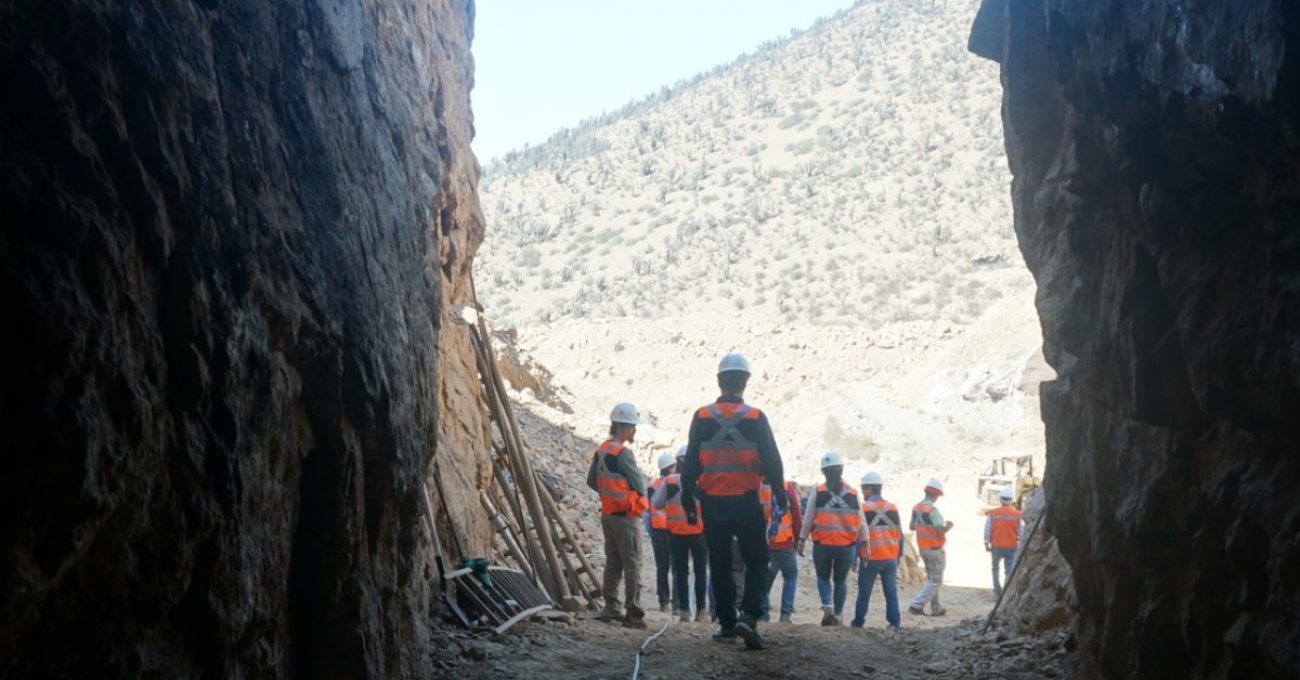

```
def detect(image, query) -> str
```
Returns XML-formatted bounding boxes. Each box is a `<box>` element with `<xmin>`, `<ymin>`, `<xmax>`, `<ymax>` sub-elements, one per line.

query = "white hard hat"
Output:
<box><xmin>925</xmin><ymin>478</ymin><xmax>945</xmax><ymax>495</ymax></box>
<box><xmin>676</xmin><ymin>445</ymin><xmax>688</xmax><ymax>461</ymax></box>
<box><xmin>717</xmin><ymin>353</ymin><xmax>751</xmax><ymax>374</ymax></box>
<box><xmin>860</xmin><ymin>470</ymin><xmax>883</xmax><ymax>486</ymax></box>
<box><xmin>820</xmin><ymin>451</ymin><xmax>844</xmax><ymax>469</ymax></box>
<box><xmin>657</xmin><ymin>451</ymin><xmax>677</xmax><ymax>470</ymax></box>
<box><xmin>610</xmin><ymin>402</ymin><xmax>640</xmax><ymax>425</ymax></box>
<box><xmin>999</xmin><ymin>487</ymin><xmax>1015</xmax><ymax>502</ymax></box>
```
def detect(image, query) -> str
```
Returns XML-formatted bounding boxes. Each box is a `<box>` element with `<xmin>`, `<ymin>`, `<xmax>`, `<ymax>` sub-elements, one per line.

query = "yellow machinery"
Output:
<box><xmin>977</xmin><ymin>454</ymin><xmax>1041</xmax><ymax>514</ymax></box>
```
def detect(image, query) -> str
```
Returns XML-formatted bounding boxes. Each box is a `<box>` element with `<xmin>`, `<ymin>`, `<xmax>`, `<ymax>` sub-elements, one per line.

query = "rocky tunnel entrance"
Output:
<box><xmin>1</xmin><ymin>0</ymin><xmax>1297</xmax><ymax>679</ymax></box>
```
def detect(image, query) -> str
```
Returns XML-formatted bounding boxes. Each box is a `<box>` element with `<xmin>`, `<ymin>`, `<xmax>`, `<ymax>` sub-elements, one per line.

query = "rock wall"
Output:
<box><xmin>0</xmin><ymin>1</ymin><xmax>488</xmax><ymax>678</ymax></box>
<box><xmin>997</xmin><ymin>492</ymin><xmax>1075</xmax><ymax>634</ymax></box>
<box><xmin>972</xmin><ymin>1</ymin><xmax>1300</xmax><ymax>678</ymax></box>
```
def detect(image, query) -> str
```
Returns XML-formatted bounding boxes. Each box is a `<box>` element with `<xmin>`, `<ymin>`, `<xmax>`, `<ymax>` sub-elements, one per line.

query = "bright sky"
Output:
<box><xmin>471</xmin><ymin>0</ymin><xmax>857</xmax><ymax>162</ymax></box>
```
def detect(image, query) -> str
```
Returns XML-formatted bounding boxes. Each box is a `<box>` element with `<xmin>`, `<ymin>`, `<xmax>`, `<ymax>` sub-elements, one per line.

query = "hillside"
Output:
<box><xmin>477</xmin><ymin>0</ymin><xmax>1018</xmax><ymax>328</ymax></box>
<box><xmin>473</xmin><ymin>0</ymin><xmax>1045</xmax><ymax>590</ymax></box>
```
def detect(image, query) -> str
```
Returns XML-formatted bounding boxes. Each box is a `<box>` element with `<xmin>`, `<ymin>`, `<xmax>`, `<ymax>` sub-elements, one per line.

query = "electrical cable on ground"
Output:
<box><xmin>630</xmin><ymin>620</ymin><xmax>672</xmax><ymax>680</ymax></box>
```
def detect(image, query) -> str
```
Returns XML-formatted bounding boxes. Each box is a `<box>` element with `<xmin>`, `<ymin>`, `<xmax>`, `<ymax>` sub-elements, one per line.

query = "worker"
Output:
<box><xmin>850</xmin><ymin>471</ymin><xmax>902</xmax><ymax>628</ymax></box>
<box><xmin>985</xmin><ymin>487</ymin><xmax>1024</xmax><ymax>599</ymax></box>
<box><xmin>586</xmin><ymin>402</ymin><xmax>649</xmax><ymax>629</ymax></box>
<box><xmin>797</xmin><ymin>451</ymin><xmax>865</xmax><ymax>626</ymax></box>
<box><xmin>647</xmin><ymin>451</ymin><xmax>677</xmax><ymax>613</ymax></box>
<box><xmin>762</xmin><ymin>480</ymin><xmax>802</xmax><ymax>623</ymax></box>
<box><xmin>680</xmin><ymin>353</ymin><xmax>787</xmax><ymax>650</ymax></box>
<box><xmin>907</xmin><ymin>478</ymin><xmax>953</xmax><ymax>617</ymax></box>
<box><xmin>654</xmin><ymin>446</ymin><xmax>710</xmax><ymax>622</ymax></box>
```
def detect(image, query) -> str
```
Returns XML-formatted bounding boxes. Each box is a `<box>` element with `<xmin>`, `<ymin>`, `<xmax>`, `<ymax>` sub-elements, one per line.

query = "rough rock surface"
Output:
<box><xmin>998</xmin><ymin>492</ymin><xmax>1075</xmax><ymax>634</ymax></box>
<box><xmin>973</xmin><ymin>1</ymin><xmax>1300</xmax><ymax>678</ymax></box>
<box><xmin>0</xmin><ymin>1</ymin><xmax>486</xmax><ymax>678</ymax></box>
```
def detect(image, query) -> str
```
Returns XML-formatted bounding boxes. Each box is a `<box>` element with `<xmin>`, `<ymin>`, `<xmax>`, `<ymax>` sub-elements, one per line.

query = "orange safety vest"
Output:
<box><xmin>988</xmin><ymin>505</ymin><xmax>1023</xmax><ymax>549</ymax></box>
<box><xmin>859</xmin><ymin>499</ymin><xmax>902</xmax><ymax>561</ymax></box>
<box><xmin>649</xmin><ymin>477</ymin><xmax>670</xmax><ymax>529</ymax></box>
<box><xmin>596</xmin><ymin>440</ymin><xmax>646</xmax><ymax>516</ymax></box>
<box><xmin>662</xmin><ymin>473</ymin><xmax>704</xmax><ymax>536</ymax></box>
<box><xmin>911</xmin><ymin>500</ymin><xmax>945</xmax><ymax>550</ymax></box>
<box><xmin>696</xmin><ymin>403</ymin><xmax>763</xmax><ymax>496</ymax></box>
<box><xmin>772</xmin><ymin>483</ymin><xmax>796</xmax><ymax>544</ymax></box>
<box><xmin>809</xmin><ymin>483</ymin><xmax>860</xmax><ymax>546</ymax></box>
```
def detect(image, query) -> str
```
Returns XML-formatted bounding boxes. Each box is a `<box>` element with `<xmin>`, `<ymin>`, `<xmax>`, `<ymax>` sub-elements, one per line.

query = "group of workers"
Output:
<box><xmin>586</xmin><ymin>353</ymin><xmax>1024</xmax><ymax>650</ymax></box>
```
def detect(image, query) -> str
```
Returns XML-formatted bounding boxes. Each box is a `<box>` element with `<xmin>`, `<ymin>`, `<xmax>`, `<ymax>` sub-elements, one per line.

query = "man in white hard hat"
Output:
<box><xmin>908</xmin><ymin>478</ymin><xmax>953</xmax><ymax>617</ymax></box>
<box><xmin>797</xmin><ymin>451</ymin><xmax>867</xmax><ymax>626</ymax></box>
<box><xmin>680</xmin><ymin>353</ymin><xmax>788</xmax><ymax>650</ymax></box>
<box><xmin>985</xmin><ymin>487</ymin><xmax>1024</xmax><ymax>599</ymax></box>
<box><xmin>653</xmin><ymin>446</ymin><xmax>712</xmax><ymax>623</ymax></box>
<box><xmin>646</xmin><ymin>450</ymin><xmax>678</xmax><ymax>613</ymax></box>
<box><xmin>851</xmin><ymin>470</ymin><xmax>903</xmax><ymax>628</ymax></box>
<box><xmin>586</xmin><ymin>402</ymin><xmax>649</xmax><ymax>628</ymax></box>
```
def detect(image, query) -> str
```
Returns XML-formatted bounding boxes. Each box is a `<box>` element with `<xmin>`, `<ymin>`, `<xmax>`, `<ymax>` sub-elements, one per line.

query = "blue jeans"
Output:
<box><xmin>764</xmin><ymin>548</ymin><xmax>798</xmax><ymax>615</ymax></box>
<box><xmin>812</xmin><ymin>543</ymin><xmax>855</xmax><ymax>615</ymax></box>
<box><xmin>851</xmin><ymin>559</ymin><xmax>900</xmax><ymax>627</ymax></box>
<box><xmin>991</xmin><ymin>547</ymin><xmax>1016</xmax><ymax>595</ymax></box>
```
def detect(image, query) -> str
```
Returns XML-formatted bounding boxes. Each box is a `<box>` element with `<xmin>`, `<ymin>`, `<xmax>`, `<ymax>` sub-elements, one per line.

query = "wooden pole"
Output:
<box><xmin>538</xmin><ymin>479</ymin><xmax>604</xmax><ymax>597</ymax></box>
<box><xmin>471</xmin><ymin>327</ymin><xmax>571</xmax><ymax>604</ymax></box>
<box><xmin>481</xmin><ymin>492</ymin><xmax>538</xmax><ymax>586</ymax></box>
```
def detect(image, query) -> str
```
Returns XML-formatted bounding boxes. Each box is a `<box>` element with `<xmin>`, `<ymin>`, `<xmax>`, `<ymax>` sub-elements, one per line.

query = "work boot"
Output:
<box><xmin>694</xmin><ymin>610</ymin><xmax>706</xmax><ymax>623</ymax></box>
<box><xmin>623</xmin><ymin>616</ymin><xmax>648</xmax><ymax>629</ymax></box>
<box><xmin>931</xmin><ymin>607</ymin><xmax>947</xmax><ymax>617</ymax></box>
<box><xmin>907</xmin><ymin>606</ymin><xmax>925</xmax><ymax>616</ymax></box>
<box><xmin>659</xmin><ymin>602</ymin><xmax>670</xmax><ymax>613</ymax></box>
<box><xmin>779</xmin><ymin>612</ymin><xmax>793</xmax><ymax>624</ymax></box>
<box><xmin>597</xmin><ymin>608</ymin><xmax>622</xmax><ymax>622</ymax></box>
<box><xmin>679</xmin><ymin>610</ymin><xmax>691</xmax><ymax>623</ymax></box>
<box><xmin>711</xmin><ymin>627</ymin><xmax>738</xmax><ymax>643</ymax></box>
<box><xmin>709</xmin><ymin>611</ymin><xmax>718</xmax><ymax>624</ymax></box>
<box><xmin>626</xmin><ymin>604</ymin><xmax>647</xmax><ymax>622</ymax></box>
<box><xmin>735</xmin><ymin>615</ymin><xmax>765</xmax><ymax>651</ymax></box>
<box><xmin>820</xmin><ymin>605</ymin><xmax>837</xmax><ymax>626</ymax></box>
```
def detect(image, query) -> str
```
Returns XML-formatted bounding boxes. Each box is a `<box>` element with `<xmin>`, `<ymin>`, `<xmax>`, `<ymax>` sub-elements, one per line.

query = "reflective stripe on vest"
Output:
<box><xmin>662</xmin><ymin>473</ymin><xmax>704</xmax><ymax>536</ymax></box>
<box><xmin>649</xmin><ymin>477</ymin><xmax>669</xmax><ymax>529</ymax></box>
<box><xmin>596</xmin><ymin>440</ymin><xmax>633</xmax><ymax>515</ymax></box>
<box><xmin>912</xmin><ymin>501</ymin><xmax>945</xmax><ymax>550</ymax></box>
<box><xmin>810</xmin><ymin>484</ymin><xmax>860</xmax><ymax>546</ymax></box>
<box><xmin>697</xmin><ymin>403</ymin><xmax>762</xmax><ymax>496</ymax></box>
<box><xmin>859</xmin><ymin>499</ymin><xmax>902</xmax><ymax>561</ymax></box>
<box><xmin>988</xmin><ymin>505</ymin><xmax>1022</xmax><ymax>549</ymax></box>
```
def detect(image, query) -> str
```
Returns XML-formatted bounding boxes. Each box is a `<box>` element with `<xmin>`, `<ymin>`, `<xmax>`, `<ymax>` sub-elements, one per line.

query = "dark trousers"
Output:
<box><xmin>703</xmin><ymin>510</ymin><xmax>770</xmax><ymax>628</ymax></box>
<box><xmin>670</xmin><ymin>532</ymin><xmax>709</xmax><ymax>613</ymax></box>
<box><xmin>650</xmin><ymin>528</ymin><xmax>674</xmax><ymax>606</ymax></box>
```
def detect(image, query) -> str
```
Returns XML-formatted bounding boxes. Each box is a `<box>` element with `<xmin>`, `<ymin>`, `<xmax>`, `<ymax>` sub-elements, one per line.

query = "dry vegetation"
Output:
<box><xmin>477</xmin><ymin>0</ymin><xmax>1018</xmax><ymax>329</ymax></box>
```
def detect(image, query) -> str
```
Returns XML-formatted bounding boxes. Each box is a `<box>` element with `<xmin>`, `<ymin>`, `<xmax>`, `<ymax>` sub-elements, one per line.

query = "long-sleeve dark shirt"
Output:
<box><xmin>680</xmin><ymin>395</ymin><xmax>785</xmax><ymax>519</ymax></box>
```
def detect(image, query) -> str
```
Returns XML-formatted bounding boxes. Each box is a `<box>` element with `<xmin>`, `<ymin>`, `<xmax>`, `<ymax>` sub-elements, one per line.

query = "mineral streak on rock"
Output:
<box><xmin>0</xmin><ymin>1</ymin><xmax>489</xmax><ymax>678</ymax></box>
<box><xmin>972</xmin><ymin>1</ymin><xmax>1300</xmax><ymax>678</ymax></box>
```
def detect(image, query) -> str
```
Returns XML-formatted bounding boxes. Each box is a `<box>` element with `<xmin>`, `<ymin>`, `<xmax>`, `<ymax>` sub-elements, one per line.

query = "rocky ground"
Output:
<box><xmin>428</xmin><ymin>609</ymin><xmax>1075</xmax><ymax>680</ymax></box>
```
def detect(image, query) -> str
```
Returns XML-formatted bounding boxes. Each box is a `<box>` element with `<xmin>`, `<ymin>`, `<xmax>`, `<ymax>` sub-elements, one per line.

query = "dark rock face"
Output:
<box><xmin>0</xmin><ymin>1</ymin><xmax>480</xmax><ymax>678</ymax></box>
<box><xmin>973</xmin><ymin>1</ymin><xmax>1300</xmax><ymax>678</ymax></box>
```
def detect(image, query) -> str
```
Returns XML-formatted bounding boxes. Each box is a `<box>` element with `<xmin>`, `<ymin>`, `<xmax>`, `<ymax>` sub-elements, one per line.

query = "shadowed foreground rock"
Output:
<box><xmin>0</xmin><ymin>1</ymin><xmax>483</xmax><ymax>678</ymax></box>
<box><xmin>973</xmin><ymin>0</ymin><xmax>1300</xmax><ymax>678</ymax></box>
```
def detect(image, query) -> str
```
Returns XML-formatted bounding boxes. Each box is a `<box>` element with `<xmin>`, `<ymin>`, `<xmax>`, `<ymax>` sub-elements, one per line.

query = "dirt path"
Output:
<box><xmin>429</xmin><ymin>551</ymin><xmax>1073</xmax><ymax>680</ymax></box>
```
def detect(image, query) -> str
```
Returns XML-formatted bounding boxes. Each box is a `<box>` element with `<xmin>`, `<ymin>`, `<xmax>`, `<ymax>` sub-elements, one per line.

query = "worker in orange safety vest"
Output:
<box><xmin>646</xmin><ymin>450</ymin><xmax>678</xmax><ymax>613</ymax></box>
<box><xmin>586</xmin><ymin>402</ymin><xmax>649</xmax><ymax>628</ymax></box>
<box><xmin>680</xmin><ymin>353</ymin><xmax>787</xmax><ymax>650</ymax></box>
<box><xmin>908</xmin><ymin>478</ymin><xmax>953</xmax><ymax>617</ymax></box>
<box><xmin>850</xmin><ymin>470</ymin><xmax>903</xmax><ymax>628</ymax></box>
<box><xmin>797</xmin><ymin>451</ymin><xmax>867</xmax><ymax>627</ymax></box>
<box><xmin>653</xmin><ymin>446</ymin><xmax>712</xmax><ymax>623</ymax></box>
<box><xmin>985</xmin><ymin>487</ymin><xmax>1023</xmax><ymax>599</ymax></box>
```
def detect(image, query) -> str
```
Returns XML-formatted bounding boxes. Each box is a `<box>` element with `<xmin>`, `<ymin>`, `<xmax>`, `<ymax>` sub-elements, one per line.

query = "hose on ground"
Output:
<box><xmin>630</xmin><ymin>620</ymin><xmax>671</xmax><ymax>680</ymax></box>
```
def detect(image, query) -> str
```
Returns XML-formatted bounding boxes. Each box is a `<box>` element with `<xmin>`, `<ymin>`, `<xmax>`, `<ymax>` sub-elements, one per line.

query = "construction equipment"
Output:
<box><xmin>977</xmin><ymin>454</ymin><xmax>1041</xmax><ymax>513</ymax></box>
